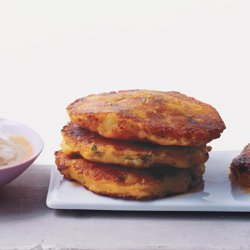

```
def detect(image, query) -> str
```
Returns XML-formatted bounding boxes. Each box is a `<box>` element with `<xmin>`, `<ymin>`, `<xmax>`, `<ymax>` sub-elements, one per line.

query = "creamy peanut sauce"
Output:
<box><xmin>0</xmin><ymin>135</ymin><xmax>32</xmax><ymax>167</ymax></box>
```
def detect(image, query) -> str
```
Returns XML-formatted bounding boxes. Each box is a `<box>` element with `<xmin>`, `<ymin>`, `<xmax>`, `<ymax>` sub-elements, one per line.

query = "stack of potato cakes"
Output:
<box><xmin>55</xmin><ymin>90</ymin><xmax>225</xmax><ymax>200</ymax></box>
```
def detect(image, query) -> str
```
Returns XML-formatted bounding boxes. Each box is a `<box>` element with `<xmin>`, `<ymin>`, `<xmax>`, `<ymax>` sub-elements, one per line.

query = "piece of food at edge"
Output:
<box><xmin>231</xmin><ymin>144</ymin><xmax>250</xmax><ymax>187</ymax></box>
<box><xmin>0</xmin><ymin>135</ymin><xmax>33</xmax><ymax>167</ymax></box>
<box><xmin>67</xmin><ymin>90</ymin><xmax>226</xmax><ymax>146</ymax></box>
<box><xmin>61</xmin><ymin>122</ymin><xmax>210</xmax><ymax>169</ymax></box>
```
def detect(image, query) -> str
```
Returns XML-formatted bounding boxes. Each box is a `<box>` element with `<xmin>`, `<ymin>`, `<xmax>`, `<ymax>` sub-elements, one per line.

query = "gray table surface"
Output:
<box><xmin>1</xmin><ymin>164</ymin><xmax>250</xmax><ymax>250</ymax></box>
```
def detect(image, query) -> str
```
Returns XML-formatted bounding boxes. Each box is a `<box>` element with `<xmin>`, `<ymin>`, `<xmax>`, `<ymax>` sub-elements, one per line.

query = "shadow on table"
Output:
<box><xmin>55</xmin><ymin>209</ymin><xmax>250</xmax><ymax>221</ymax></box>
<box><xmin>0</xmin><ymin>164</ymin><xmax>52</xmax><ymax>222</ymax></box>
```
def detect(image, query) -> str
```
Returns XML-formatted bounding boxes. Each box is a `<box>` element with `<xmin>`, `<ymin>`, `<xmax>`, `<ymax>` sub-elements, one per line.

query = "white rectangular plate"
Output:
<box><xmin>46</xmin><ymin>151</ymin><xmax>250</xmax><ymax>212</ymax></box>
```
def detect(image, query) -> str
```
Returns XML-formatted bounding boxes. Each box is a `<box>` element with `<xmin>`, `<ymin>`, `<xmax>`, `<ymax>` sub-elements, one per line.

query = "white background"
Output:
<box><xmin>0</xmin><ymin>0</ymin><xmax>249</xmax><ymax>164</ymax></box>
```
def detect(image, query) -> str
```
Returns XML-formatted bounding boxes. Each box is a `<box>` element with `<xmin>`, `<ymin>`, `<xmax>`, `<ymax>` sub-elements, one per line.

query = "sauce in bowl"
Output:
<box><xmin>0</xmin><ymin>135</ymin><xmax>32</xmax><ymax>167</ymax></box>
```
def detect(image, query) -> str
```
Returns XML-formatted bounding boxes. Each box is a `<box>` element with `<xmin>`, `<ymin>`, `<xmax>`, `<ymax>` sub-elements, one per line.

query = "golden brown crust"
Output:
<box><xmin>67</xmin><ymin>90</ymin><xmax>225</xmax><ymax>146</ymax></box>
<box><xmin>231</xmin><ymin>144</ymin><xmax>250</xmax><ymax>187</ymax></box>
<box><xmin>61</xmin><ymin>122</ymin><xmax>209</xmax><ymax>169</ymax></box>
<box><xmin>55</xmin><ymin>150</ymin><xmax>204</xmax><ymax>200</ymax></box>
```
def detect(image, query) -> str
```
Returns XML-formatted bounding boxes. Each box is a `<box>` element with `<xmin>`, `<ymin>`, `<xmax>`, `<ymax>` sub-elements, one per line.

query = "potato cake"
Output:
<box><xmin>55</xmin><ymin>151</ymin><xmax>204</xmax><ymax>200</ymax></box>
<box><xmin>67</xmin><ymin>90</ymin><xmax>225</xmax><ymax>146</ymax></box>
<box><xmin>231</xmin><ymin>144</ymin><xmax>250</xmax><ymax>187</ymax></box>
<box><xmin>61</xmin><ymin>122</ymin><xmax>209</xmax><ymax>169</ymax></box>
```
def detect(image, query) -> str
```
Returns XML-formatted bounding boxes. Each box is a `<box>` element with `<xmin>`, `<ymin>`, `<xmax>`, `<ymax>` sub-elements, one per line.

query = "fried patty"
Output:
<box><xmin>61</xmin><ymin>122</ymin><xmax>209</xmax><ymax>169</ymax></box>
<box><xmin>67</xmin><ymin>90</ymin><xmax>225</xmax><ymax>146</ymax></box>
<box><xmin>55</xmin><ymin>151</ymin><xmax>204</xmax><ymax>200</ymax></box>
<box><xmin>231</xmin><ymin>144</ymin><xmax>250</xmax><ymax>187</ymax></box>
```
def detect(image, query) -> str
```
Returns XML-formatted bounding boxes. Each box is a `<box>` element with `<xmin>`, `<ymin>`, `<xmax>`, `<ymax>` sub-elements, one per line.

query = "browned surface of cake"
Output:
<box><xmin>67</xmin><ymin>90</ymin><xmax>225</xmax><ymax>146</ymax></box>
<box><xmin>61</xmin><ymin>122</ymin><xmax>209</xmax><ymax>169</ymax></box>
<box><xmin>55</xmin><ymin>150</ymin><xmax>204</xmax><ymax>200</ymax></box>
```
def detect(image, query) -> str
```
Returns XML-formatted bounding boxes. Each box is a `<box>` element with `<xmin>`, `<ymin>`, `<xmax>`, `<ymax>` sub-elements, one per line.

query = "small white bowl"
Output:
<box><xmin>0</xmin><ymin>118</ymin><xmax>44</xmax><ymax>186</ymax></box>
